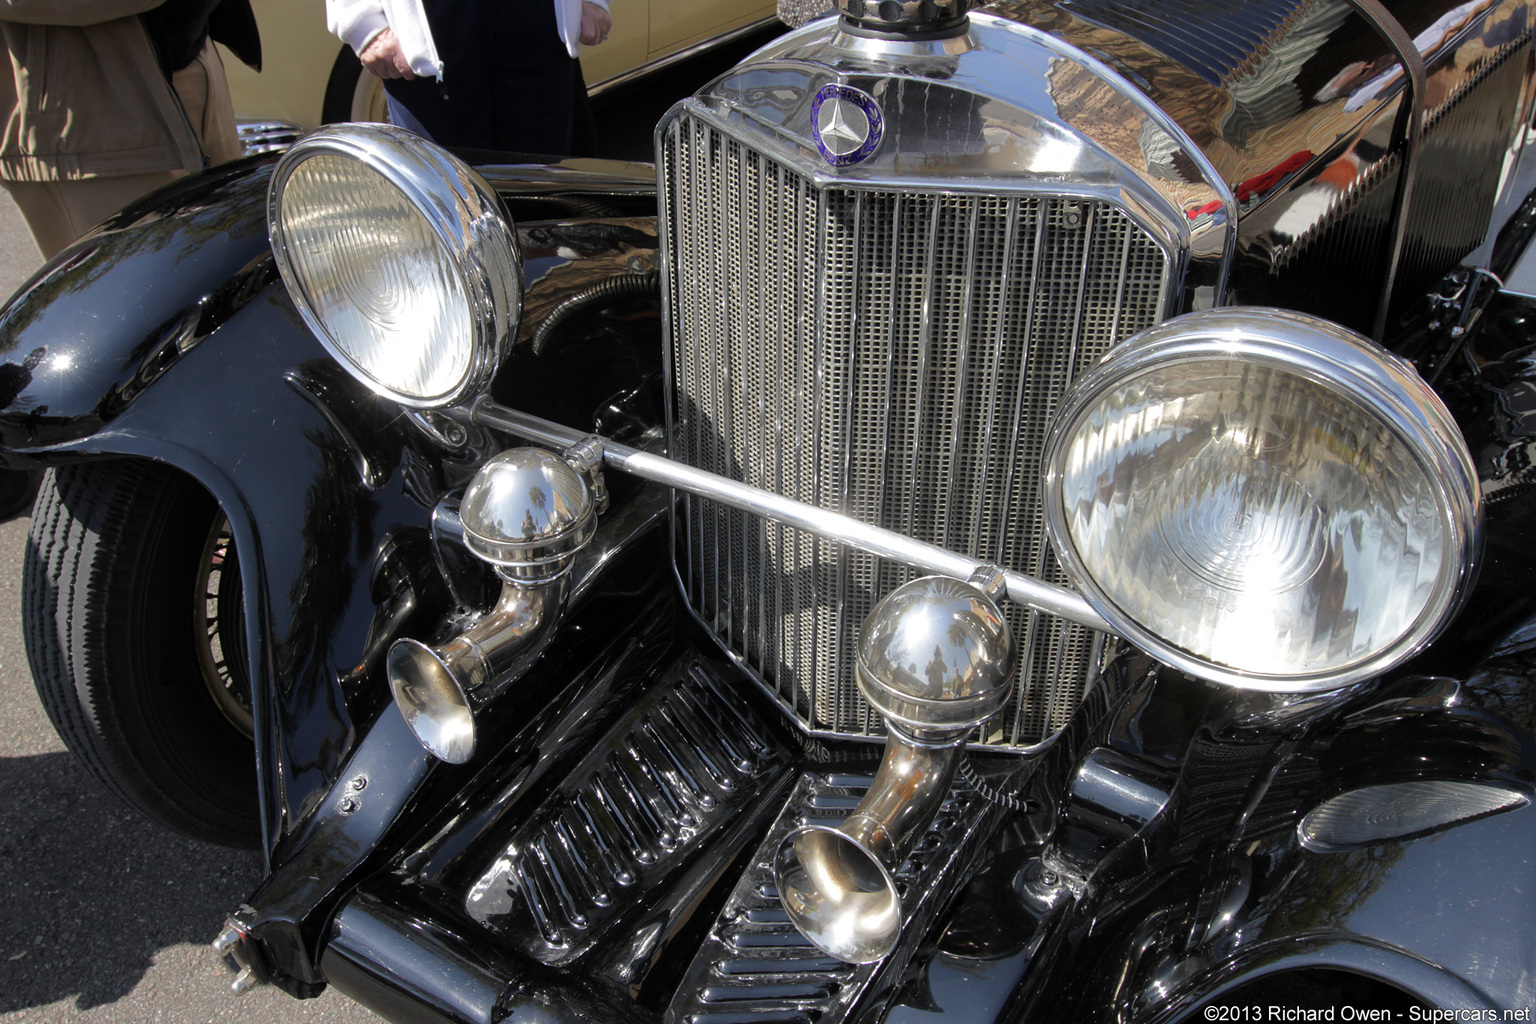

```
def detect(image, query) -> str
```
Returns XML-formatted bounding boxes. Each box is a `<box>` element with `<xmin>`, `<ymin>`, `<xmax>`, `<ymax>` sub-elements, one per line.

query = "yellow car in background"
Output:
<box><xmin>220</xmin><ymin>0</ymin><xmax>779</xmax><ymax>131</ymax></box>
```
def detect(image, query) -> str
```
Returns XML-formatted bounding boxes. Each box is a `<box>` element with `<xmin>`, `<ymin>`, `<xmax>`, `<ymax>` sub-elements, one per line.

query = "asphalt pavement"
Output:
<box><xmin>0</xmin><ymin>192</ymin><xmax>381</xmax><ymax>1023</ymax></box>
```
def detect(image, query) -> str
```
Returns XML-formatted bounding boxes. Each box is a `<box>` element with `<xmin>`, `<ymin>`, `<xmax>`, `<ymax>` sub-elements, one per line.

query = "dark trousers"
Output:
<box><xmin>384</xmin><ymin>0</ymin><xmax>580</xmax><ymax>157</ymax></box>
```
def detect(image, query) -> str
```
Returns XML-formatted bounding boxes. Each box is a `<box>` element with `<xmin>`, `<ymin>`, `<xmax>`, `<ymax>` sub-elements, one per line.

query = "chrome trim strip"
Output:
<box><xmin>836</xmin><ymin>190</ymin><xmax>863</xmax><ymax>723</ymax></box>
<box><xmin>1342</xmin><ymin>0</ymin><xmax>1427</xmax><ymax>342</ymax></box>
<box><xmin>945</xmin><ymin>198</ymin><xmax>978</xmax><ymax>551</ymax></box>
<box><xmin>977</xmin><ymin>194</ymin><xmax>1018</xmax><ymax>554</ymax></box>
<box><xmin>236</xmin><ymin>120</ymin><xmax>303</xmax><ymax>155</ymax></box>
<box><xmin>465</xmin><ymin>397</ymin><xmax>1113</xmax><ymax>634</ymax></box>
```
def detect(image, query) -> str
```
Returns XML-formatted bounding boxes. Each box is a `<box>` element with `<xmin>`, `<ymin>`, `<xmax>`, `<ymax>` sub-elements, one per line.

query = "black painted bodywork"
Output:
<box><xmin>4</xmin><ymin>8</ymin><xmax>1536</xmax><ymax>1023</ymax></box>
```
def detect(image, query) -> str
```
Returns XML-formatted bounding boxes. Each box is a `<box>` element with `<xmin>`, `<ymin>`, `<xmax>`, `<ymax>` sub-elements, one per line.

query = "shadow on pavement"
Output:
<box><xmin>0</xmin><ymin>747</ymin><xmax>265</xmax><ymax>1014</ymax></box>
<box><xmin>0</xmin><ymin>468</ymin><xmax>39</xmax><ymax>525</ymax></box>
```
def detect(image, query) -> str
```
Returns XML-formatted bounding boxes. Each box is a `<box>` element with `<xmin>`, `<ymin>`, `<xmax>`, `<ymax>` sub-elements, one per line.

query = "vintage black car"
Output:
<box><xmin>4</xmin><ymin>0</ymin><xmax>1535</xmax><ymax>1020</ymax></box>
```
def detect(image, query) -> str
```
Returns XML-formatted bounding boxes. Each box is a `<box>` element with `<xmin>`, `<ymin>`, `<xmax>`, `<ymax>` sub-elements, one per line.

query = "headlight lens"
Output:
<box><xmin>268</xmin><ymin>123</ymin><xmax>521</xmax><ymax>407</ymax></box>
<box><xmin>1044</xmin><ymin>308</ymin><xmax>1481</xmax><ymax>692</ymax></box>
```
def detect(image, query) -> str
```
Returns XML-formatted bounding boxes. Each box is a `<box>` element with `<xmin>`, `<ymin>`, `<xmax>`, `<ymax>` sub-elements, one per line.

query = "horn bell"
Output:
<box><xmin>775</xmin><ymin>574</ymin><xmax>1016</xmax><ymax>963</ymax></box>
<box><xmin>388</xmin><ymin>448</ymin><xmax>595</xmax><ymax>763</ymax></box>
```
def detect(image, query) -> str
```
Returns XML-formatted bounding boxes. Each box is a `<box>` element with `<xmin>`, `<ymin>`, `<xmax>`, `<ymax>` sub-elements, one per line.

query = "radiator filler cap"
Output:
<box><xmin>837</xmin><ymin>0</ymin><xmax>970</xmax><ymax>37</ymax></box>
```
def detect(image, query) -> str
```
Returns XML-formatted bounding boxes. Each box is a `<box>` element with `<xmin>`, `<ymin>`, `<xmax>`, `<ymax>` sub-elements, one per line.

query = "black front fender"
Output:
<box><xmin>0</xmin><ymin>157</ymin><xmax>281</xmax><ymax>457</ymax></box>
<box><xmin>0</xmin><ymin>154</ymin><xmax>664</xmax><ymax>860</ymax></box>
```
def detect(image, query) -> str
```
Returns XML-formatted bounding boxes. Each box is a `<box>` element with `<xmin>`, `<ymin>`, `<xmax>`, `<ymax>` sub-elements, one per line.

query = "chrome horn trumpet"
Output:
<box><xmin>775</xmin><ymin>574</ymin><xmax>1016</xmax><ymax>963</ymax></box>
<box><xmin>387</xmin><ymin>447</ymin><xmax>595</xmax><ymax>764</ymax></box>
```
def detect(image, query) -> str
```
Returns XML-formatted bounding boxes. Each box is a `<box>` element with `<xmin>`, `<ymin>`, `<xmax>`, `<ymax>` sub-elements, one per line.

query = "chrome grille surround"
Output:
<box><xmin>658</xmin><ymin>16</ymin><xmax>1221</xmax><ymax>751</ymax></box>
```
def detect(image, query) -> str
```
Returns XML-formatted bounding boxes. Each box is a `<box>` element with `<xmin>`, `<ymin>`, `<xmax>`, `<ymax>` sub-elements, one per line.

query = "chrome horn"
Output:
<box><xmin>387</xmin><ymin>447</ymin><xmax>595</xmax><ymax>764</ymax></box>
<box><xmin>775</xmin><ymin>574</ymin><xmax>1016</xmax><ymax>963</ymax></box>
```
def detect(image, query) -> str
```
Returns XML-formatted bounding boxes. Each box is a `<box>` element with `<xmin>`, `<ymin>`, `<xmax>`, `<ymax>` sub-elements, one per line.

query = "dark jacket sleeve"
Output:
<box><xmin>142</xmin><ymin>0</ymin><xmax>260</xmax><ymax>74</ymax></box>
<box><xmin>209</xmin><ymin>0</ymin><xmax>259</xmax><ymax>71</ymax></box>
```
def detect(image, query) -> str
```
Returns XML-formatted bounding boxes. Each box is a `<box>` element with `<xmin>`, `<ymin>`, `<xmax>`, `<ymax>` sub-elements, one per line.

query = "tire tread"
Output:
<box><xmin>23</xmin><ymin>462</ymin><xmax>259</xmax><ymax>847</ymax></box>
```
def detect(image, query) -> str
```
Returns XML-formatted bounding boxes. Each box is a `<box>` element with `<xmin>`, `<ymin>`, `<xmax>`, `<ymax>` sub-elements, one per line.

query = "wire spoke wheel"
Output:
<box><xmin>194</xmin><ymin>515</ymin><xmax>252</xmax><ymax>739</ymax></box>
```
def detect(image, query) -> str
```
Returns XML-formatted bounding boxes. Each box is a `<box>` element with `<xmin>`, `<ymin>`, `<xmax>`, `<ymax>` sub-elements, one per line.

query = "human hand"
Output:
<box><xmin>580</xmin><ymin>2</ymin><xmax>612</xmax><ymax>45</ymax></box>
<box><xmin>359</xmin><ymin>28</ymin><xmax>415</xmax><ymax>79</ymax></box>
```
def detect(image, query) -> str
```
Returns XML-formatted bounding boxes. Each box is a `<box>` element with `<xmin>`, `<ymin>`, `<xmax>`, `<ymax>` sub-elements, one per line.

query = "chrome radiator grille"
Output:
<box><xmin>660</xmin><ymin>113</ymin><xmax>1170</xmax><ymax>749</ymax></box>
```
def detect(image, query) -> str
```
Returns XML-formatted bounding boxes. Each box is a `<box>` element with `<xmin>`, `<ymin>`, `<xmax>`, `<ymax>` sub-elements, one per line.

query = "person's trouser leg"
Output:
<box><xmin>173</xmin><ymin>38</ymin><xmax>241</xmax><ymax>167</ymax></box>
<box><xmin>3</xmin><ymin>171</ymin><xmax>182</xmax><ymax>259</ymax></box>
<box><xmin>384</xmin><ymin>93</ymin><xmax>440</xmax><ymax>144</ymax></box>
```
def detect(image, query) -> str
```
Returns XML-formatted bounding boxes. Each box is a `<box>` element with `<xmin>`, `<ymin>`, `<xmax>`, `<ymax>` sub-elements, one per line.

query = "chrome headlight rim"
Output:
<box><xmin>1044</xmin><ymin>307</ymin><xmax>1482</xmax><ymax>694</ymax></box>
<box><xmin>267</xmin><ymin>122</ymin><xmax>522</xmax><ymax>409</ymax></box>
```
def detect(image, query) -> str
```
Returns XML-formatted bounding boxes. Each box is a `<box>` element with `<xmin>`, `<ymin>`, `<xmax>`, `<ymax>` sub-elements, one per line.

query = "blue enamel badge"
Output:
<box><xmin>812</xmin><ymin>84</ymin><xmax>883</xmax><ymax>167</ymax></box>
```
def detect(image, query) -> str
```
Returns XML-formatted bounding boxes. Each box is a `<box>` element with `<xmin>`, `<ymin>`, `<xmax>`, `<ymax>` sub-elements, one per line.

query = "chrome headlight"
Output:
<box><xmin>268</xmin><ymin>123</ymin><xmax>521</xmax><ymax>408</ymax></box>
<box><xmin>1044</xmin><ymin>308</ymin><xmax>1481</xmax><ymax>692</ymax></box>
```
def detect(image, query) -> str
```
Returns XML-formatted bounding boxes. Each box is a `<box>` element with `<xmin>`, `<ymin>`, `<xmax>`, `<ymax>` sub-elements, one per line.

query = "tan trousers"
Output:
<box><xmin>174</xmin><ymin>38</ymin><xmax>241</xmax><ymax>168</ymax></box>
<box><xmin>4</xmin><ymin>172</ymin><xmax>180</xmax><ymax>259</ymax></box>
<box><xmin>3</xmin><ymin>40</ymin><xmax>240</xmax><ymax>260</ymax></box>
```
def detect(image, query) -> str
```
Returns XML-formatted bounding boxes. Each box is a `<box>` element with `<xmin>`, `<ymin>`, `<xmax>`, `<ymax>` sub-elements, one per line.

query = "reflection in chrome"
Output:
<box><xmin>669</xmin><ymin>770</ymin><xmax>993</xmax><ymax>1019</ymax></box>
<box><xmin>464</xmin><ymin>656</ymin><xmax>787</xmax><ymax>965</ymax></box>
<box><xmin>1068</xmin><ymin>746</ymin><xmax>1170</xmax><ymax>829</ymax></box>
<box><xmin>388</xmin><ymin>449</ymin><xmax>595</xmax><ymax>763</ymax></box>
<box><xmin>1299</xmin><ymin>781</ymin><xmax>1529</xmax><ymax>850</ymax></box>
<box><xmin>774</xmin><ymin>575</ymin><xmax>1016</xmax><ymax>962</ymax></box>
<box><xmin>456</xmin><ymin>448</ymin><xmax>596</xmax><ymax>582</ymax></box>
<box><xmin>235</xmin><ymin>120</ymin><xmax>302</xmax><ymax>156</ymax></box>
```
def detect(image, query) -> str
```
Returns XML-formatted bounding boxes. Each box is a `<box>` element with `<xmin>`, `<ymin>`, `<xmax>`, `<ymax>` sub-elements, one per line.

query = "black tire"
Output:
<box><xmin>322</xmin><ymin>45</ymin><xmax>389</xmax><ymax>125</ymax></box>
<box><xmin>23</xmin><ymin>461</ymin><xmax>260</xmax><ymax>848</ymax></box>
